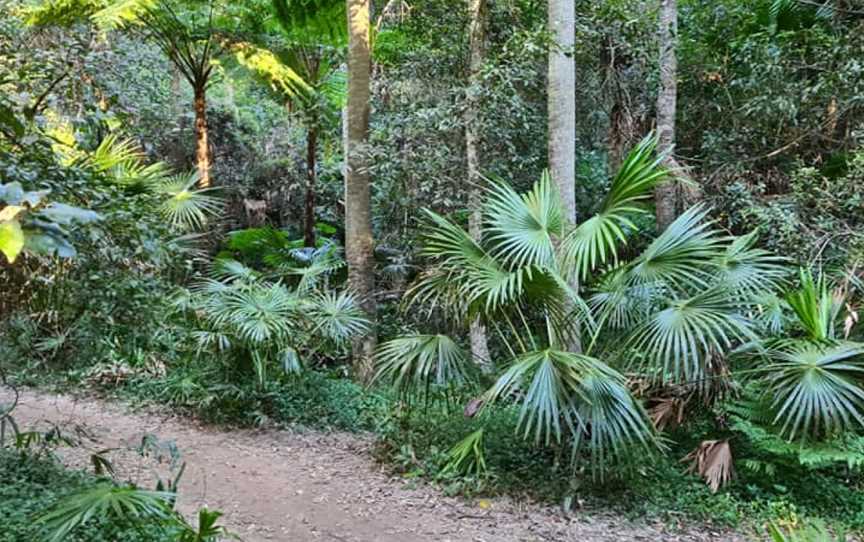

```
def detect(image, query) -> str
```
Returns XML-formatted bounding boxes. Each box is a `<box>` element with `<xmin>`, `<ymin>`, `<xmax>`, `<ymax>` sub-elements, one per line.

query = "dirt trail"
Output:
<box><xmin>6</xmin><ymin>389</ymin><xmax>745</xmax><ymax>542</ymax></box>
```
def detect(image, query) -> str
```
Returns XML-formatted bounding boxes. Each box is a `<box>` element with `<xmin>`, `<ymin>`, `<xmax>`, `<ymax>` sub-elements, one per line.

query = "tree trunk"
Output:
<box><xmin>304</xmin><ymin>126</ymin><xmax>318</xmax><ymax>248</ymax></box>
<box><xmin>466</xmin><ymin>0</ymin><xmax>492</xmax><ymax>373</ymax></box>
<box><xmin>547</xmin><ymin>0</ymin><xmax>576</xmax><ymax>223</ymax></box>
<box><xmin>548</xmin><ymin>0</ymin><xmax>581</xmax><ymax>353</ymax></box>
<box><xmin>193</xmin><ymin>85</ymin><xmax>211</xmax><ymax>188</ymax></box>
<box><xmin>345</xmin><ymin>0</ymin><xmax>376</xmax><ymax>378</ymax></box>
<box><xmin>654</xmin><ymin>0</ymin><xmax>688</xmax><ymax>231</ymax></box>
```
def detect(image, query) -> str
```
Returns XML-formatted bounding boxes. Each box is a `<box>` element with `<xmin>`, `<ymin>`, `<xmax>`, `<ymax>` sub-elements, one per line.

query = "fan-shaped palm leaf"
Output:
<box><xmin>307</xmin><ymin>290</ymin><xmax>370</xmax><ymax>344</ymax></box>
<box><xmin>714</xmin><ymin>230</ymin><xmax>788</xmax><ymax>298</ymax></box>
<box><xmin>211</xmin><ymin>284</ymin><xmax>297</xmax><ymax>344</ymax></box>
<box><xmin>628</xmin><ymin>287</ymin><xmax>755</xmax><ymax>382</ymax></box>
<box><xmin>37</xmin><ymin>485</ymin><xmax>175</xmax><ymax>542</ymax></box>
<box><xmin>154</xmin><ymin>171</ymin><xmax>222</xmax><ymax>231</ymax></box>
<box><xmin>589</xmin><ymin>266</ymin><xmax>662</xmax><ymax>330</ymax></box>
<box><xmin>561</xmin><ymin>135</ymin><xmax>668</xmax><ymax>281</ymax></box>
<box><xmin>484</xmin><ymin>171</ymin><xmax>562</xmax><ymax>269</ymax></box>
<box><xmin>570</xmin><ymin>369</ymin><xmax>654</xmax><ymax>468</ymax></box>
<box><xmin>373</xmin><ymin>335</ymin><xmax>471</xmax><ymax>399</ymax></box>
<box><xmin>766</xmin><ymin>342</ymin><xmax>864</xmax><ymax>440</ymax></box>
<box><xmin>486</xmin><ymin>349</ymin><xmax>623</xmax><ymax>445</ymax></box>
<box><xmin>629</xmin><ymin>205</ymin><xmax>725</xmax><ymax>290</ymax></box>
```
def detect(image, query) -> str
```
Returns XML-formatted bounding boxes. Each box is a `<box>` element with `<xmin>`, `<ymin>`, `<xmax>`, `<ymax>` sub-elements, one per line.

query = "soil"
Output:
<box><xmin>5</xmin><ymin>389</ymin><xmax>748</xmax><ymax>542</ymax></box>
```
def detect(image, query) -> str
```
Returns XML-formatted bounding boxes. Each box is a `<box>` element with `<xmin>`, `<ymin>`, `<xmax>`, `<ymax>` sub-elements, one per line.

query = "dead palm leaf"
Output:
<box><xmin>683</xmin><ymin>439</ymin><xmax>734</xmax><ymax>493</ymax></box>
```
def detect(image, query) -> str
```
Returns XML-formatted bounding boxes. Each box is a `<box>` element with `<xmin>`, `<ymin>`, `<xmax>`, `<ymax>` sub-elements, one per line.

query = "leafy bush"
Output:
<box><xmin>0</xmin><ymin>451</ymin><xmax>168</xmax><ymax>542</ymax></box>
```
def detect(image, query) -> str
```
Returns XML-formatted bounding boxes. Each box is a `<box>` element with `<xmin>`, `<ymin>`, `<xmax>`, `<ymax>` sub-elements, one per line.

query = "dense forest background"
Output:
<box><xmin>3</xmin><ymin>0</ymin><xmax>864</xmax><ymax>540</ymax></box>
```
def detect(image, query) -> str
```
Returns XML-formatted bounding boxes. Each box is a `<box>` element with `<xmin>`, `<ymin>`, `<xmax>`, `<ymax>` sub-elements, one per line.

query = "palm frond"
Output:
<box><xmin>373</xmin><ymin>334</ymin><xmax>471</xmax><ymax>399</ymax></box>
<box><xmin>767</xmin><ymin>341</ymin><xmax>864</xmax><ymax>440</ymax></box>
<box><xmin>153</xmin><ymin>171</ymin><xmax>222</xmax><ymax>231</ymax></box>
<box><xmin>306</xmin><ymin>290</ymin><xmax>370</xmax><ymax>344</ymax></box>
<box><xmin>484</xmin><ymin>171</ymin><xmax>562</xmax><ymax>270</ymax></box>
<box><xmin>786</xmin><ymin>269</ymin><xmax>843</xmax><ymax>341</ymax></box>
<box><xmin>441</xmin><ymin>429</ymin><xmax>487</xmax><ymax>477</ymax></box>
<box><xmin>683</xmin><ymin>439</ymin><xmax>734</xmax><ymax>493</ymax></box>
<box><xmin>561</xmin><ymin>135</ymin><xmax>668</xmax><ymax>281</ymax></box>
<box><xmin>37</xmin><ymin>485</ymin><xmax>175</xmax><ymax>542</ymax></box>
<box><xmin>628</xmin><ymin>287</ymin><xmax>755</xmax><ymax>382</ymax></box>
<box><xmin>570</xmin><ymin>367</ymin><xmax>655</xmax><ymax>468</ymax></box>
<box><xmin>714</xmin><ymin>230</ymin><xmax>788</xmax><ymax>298</ymax></box>
<box><xmin>629</xmin><ymin>205</ymin><xmax>725</xmax><ymax>290</ymax></box>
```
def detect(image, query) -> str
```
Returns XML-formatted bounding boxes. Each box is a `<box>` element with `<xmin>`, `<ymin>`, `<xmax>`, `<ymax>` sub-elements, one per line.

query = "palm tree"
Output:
<box><xmin>28</xmin><ymin>0</ymin><xmax>227</xmax><ymax>188</ymax></box>
<box><xmin>373</xmin><ymin>134</ymin><xmax>863</xmax><ymax>474</ymax></box>
<box><xmin>92</xmin><ymin>2</ymin><xmax>225</xmax><ymax>188</ymax></box>
<box><xmin>233</xmin><ymin>0</ymin><xmax>347</xmax><ymax>247</ymax></box>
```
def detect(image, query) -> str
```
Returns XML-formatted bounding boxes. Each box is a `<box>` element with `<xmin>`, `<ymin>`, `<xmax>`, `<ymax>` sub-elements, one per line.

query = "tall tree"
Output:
<box><xmin>654</xmin><ymin>0</ymin><xmax>687</xmax><ymax>231</ymax></box>
<box><xmin>28</xmin><ymin>0</ymin><xmax>225</xmax><ymax>188</ymax></box>
<box><xmin>345</xmin><ymin>0</ymin><xmax>376</xmax><ymax>375</ymax></box>
<box><xmin>547</xmin><ymin>0</ymin><xmax>576</xmax><ymax>223</ymax></box>
<box><xmin>547</xmin><ymin>0</ymin><xmax>581</xmax><ymax>353</ymax></box>
<box><xmin>465</xmin><ymin>0</ymin><xmax>492</xmax><ymax>372</ymax></box>
<box><xmin>137</xmin><ymin>2</ymin><xmax>220</xmax><ymax>188</ymax></box>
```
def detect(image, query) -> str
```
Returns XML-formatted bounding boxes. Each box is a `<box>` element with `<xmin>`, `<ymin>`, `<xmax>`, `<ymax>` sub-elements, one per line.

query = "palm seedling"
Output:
<box><xmin>181</xmin><ymin>258</ymin><xmax>368</xmax><ymax>388</ymax></box>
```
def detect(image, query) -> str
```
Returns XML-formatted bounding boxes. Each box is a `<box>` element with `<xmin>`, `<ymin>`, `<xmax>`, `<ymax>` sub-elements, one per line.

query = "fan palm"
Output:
<box><xmin>374</xmin><ymin>135</ymin><xmax>833</xmax><ymax>473</ymax></box>
<box><xmin>37</xmin><ymin>485</ymin><xmax>176</xmax><ymax>542</ymax></box>
<box><xmin>184</xmin><ymin>258</ymin><xmax>369</xmax><ymax>388</ymax></box>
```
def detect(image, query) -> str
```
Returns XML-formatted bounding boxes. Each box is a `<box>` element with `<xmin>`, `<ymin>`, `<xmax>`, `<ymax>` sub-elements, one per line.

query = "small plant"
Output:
<box><xmin>37</xmin><ymin>484</ymin><xmax>233</xmax><ymax>542</ymax></box>
<box><xmin>767</xmin><ymin>519</ymin><xmax>845</xmax><ymax>542</ymax></box>
<box><xmin>181</xmin><ymin>258</ymin><xmax>368</xmax><ymax>388</ymax></box>
<box><xmin>441</xmin><ymin>428</ymin><xmax>487</xmax><ymax>477</ymax></box>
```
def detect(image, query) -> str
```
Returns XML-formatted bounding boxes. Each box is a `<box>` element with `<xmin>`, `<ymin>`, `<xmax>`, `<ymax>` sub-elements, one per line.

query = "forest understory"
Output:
<box><xmin>7</xmin><ymin>388</ymin><xmax>746</xmax><ymax>542</ymax></box>
<box><xmin>4</xmin><ymin>0</ymin><xmax>864</xmax><ymax>540</ymax></box>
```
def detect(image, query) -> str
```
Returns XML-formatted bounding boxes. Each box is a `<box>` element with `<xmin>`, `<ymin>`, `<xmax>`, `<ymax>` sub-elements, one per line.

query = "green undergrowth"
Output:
<box><xmin>0</xmin><ymin>451</ymin><xmax>169</xmax><ymax>542</ymax></box>
<box><xmin>12</xmin><ymin>364</ymin><xmax>864</xmax><ymax>535</ymax></box>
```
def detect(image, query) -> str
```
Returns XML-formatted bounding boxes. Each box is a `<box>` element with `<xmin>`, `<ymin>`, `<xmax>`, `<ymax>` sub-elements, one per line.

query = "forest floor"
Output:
<box><xmin>6</xmin><ymin>389</ymin><xmax>749</xmax><ymax>542</ymax></box>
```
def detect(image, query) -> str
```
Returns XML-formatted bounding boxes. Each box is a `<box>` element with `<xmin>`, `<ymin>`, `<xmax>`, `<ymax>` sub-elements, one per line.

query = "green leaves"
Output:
<box><xmin>766</xmin><ymin>342</ymin><xmax>864</xmax><ymax>440</ymax></box>
<box><xmin>441</xmin><ymin>429</ymin><xmax>487</xmax><ymax>477</ymax></box>
<box><xmin>154</xmin><ymin>171</ymin><xmax>222</xmax><ymax>231</ymax></box>
<box><xmin>373</xmin><ymin>335</ymin><xmax>471</xmax><ymax>399</ymax></box>
<box><xmin>561</xmin><ymin>135</ymin><xmax>668</xmax><ymax>281</ymax></box>
<box><xmin>0</xmin><ymin>220</ymin><xmax>24</xmax><ymax>263</ymax></box>
<box><xmin>629</xmin><ymin>288</ymin><xmax>755</xmax><ymax>382</ymax></box>
<box><xmin>786</xmin><ymin>269</ymin><xmax>842</xmax><ymax>341</ymax></box>
<box><xmin>0</xmin><ymin>182</ymin><xmax>97</xmax><ymax>263</ymax></box>
<box><xmin>37</xmin><ymin>485</ymin><xmax>175</xmax><ymax>542</ymax></box>
<box><xmin>630</xmin><ymin>205</ymin><xmax>725</xmax><ymax>289</ymax></box>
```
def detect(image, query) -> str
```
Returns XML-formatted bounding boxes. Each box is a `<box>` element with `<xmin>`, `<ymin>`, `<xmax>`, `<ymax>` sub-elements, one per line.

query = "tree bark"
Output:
<box><xmin>193</xmin><ymin>85</ymin><xmax>211</xmax><ymax>188</ymax></box>
<box><xmin>466</xmin><ymin>0</ymin><xmax>492</xmax><ymax>373</ymax></box>
<box><xmin>654</xmin><ymin>0</ymin><xmax>681</xmax><ymax>231</ymax></box>
<box><xmin>548</xmin><ymin>0</ymin><xmax>581</xmax><ymax>353</ymax></box>
<box><xmin>547</xmin><ymin>0</ymin><xmax>576</xmax><ymax>223</ymax></box>
<box><xmin>345</xmin><ymin>0</ymin><xmax>376</xmax><ymax>378</ymax></box>
<box><xmin>304</xmin><ymin>126</ymin><xmax>318</xmax><ymax>248</ymax></box>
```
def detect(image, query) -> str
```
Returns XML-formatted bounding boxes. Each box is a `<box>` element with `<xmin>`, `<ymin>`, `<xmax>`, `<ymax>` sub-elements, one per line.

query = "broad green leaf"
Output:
<box><xmin>0</xmin><ymin>220</ymin><xmax>24</xmax><ymax>263</ymax></box>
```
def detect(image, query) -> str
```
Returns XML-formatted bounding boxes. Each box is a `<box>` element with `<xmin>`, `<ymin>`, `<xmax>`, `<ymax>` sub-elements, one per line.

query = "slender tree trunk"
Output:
<box><xmin>547</xmin><ymin>0</ymin><xmax>576</xmax><ymax>223</ymax></box>
<box><xmin>654</xmin><ymin>0</ymin><xmax>686</xmax><ymax>231</ymax></box>
<box><xmin>548</xmin><ymin>0</ymin><xmax>581</xmax><ymax>353</ymax></box>
<box><xmin>466</xmin><ymin>0</ymin><xmax>492</xmax><ymax>373</ymax></box>
<box><xmin>304</xmin><ymin>126</ymin><xmax>318</xmax><ymax>248</ymax></box>
<box><xmin>346</xmin><ymin>0</ymin><xmax>376</xmax><ymax>378</ymax></box>
<box><xmin>193</xmin><ymin>85</ymin><xmax>211</xmax><ymax>188</ymax></box>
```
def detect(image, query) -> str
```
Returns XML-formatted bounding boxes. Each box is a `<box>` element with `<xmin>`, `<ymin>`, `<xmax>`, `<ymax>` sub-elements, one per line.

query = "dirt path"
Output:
<box><xmin>5</xmin><ymin>389</ymin><xmax>746</xmax><ymax>542</ymax></box>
